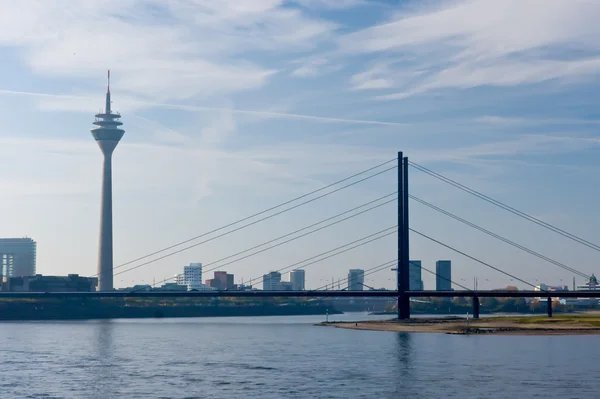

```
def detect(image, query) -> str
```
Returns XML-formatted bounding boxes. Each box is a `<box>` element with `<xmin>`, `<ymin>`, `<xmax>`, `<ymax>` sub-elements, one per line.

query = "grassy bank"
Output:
<box><xmin>496</xmin><ymin>314</ymin><xmax>600</xmax><ymax>327</ymax></box>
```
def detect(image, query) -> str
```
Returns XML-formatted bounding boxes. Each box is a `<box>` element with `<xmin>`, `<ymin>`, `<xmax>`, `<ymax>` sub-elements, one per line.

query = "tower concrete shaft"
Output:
<box><xmin>97</xmin><ymin>141</ymin><xmax>117</xmax><ymax>291</ymax></box>
<box><xmin>91</xmin><ymin>70</ymin><xmax>124</xmax><ymax>291</ymax></box>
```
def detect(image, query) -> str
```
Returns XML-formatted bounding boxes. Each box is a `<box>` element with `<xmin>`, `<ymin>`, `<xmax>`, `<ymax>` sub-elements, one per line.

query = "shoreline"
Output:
<box><xmin>318</xmin><ymin>315</ymin><xmax>600</xmax><ymax>335</ymax></box>
<box><xmin>0</xmin><ymin>304</ymin><xmax>340</xmax><ymax>321</ymax></box>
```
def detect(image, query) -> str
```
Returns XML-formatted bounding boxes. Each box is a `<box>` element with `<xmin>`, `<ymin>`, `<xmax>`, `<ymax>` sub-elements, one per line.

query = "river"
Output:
<box><xmin>1</xmin><ymin>312</ymin><xmax>597</xmax><ymax>398</ymax></box>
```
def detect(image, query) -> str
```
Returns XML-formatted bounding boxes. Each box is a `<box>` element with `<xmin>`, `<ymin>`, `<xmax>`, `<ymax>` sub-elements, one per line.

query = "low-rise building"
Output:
<box><xmin>576</xmin><ymin>274</ymin><xmax>600</xmax><ymax>291</ymax></box>
<box><xmin>205</xmin><ymin>271</ymin><xmax>236</xmax><ymax>290</ymax></box>
<box><xmin>534</xmin><ymin>283</ymin><xmax>569</xmax><ymax>301</ymax></box>
<box><xmin>2</xmin><ymin>274</ymin><xmax>98</xmax><ymax>292</ymax></box>
<box><xmin>158</xmin><ymin>282</ymin><xmax>190</xmax><ymax>291</ymax></box>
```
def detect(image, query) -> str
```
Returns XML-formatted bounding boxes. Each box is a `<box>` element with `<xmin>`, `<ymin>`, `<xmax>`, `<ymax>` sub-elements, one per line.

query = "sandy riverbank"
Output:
<box><xmin>318</xmin><ymin>315</ymin><xmax>600</xmax><ymax>335</ymax></box>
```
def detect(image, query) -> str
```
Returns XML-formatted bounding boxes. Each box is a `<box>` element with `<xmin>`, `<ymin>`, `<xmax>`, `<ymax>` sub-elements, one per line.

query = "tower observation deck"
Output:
<box><xmin>91</xmin><ymin>70</ymin><xmax>125</xmax><ymax>291</ymax></box>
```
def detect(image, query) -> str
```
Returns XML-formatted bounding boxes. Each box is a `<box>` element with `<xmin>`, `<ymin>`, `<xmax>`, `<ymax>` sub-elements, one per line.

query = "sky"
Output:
<box><xmin>0</xmin><ymin>0</ymin><xmax>599</xmax><ymax>290</ymax></box>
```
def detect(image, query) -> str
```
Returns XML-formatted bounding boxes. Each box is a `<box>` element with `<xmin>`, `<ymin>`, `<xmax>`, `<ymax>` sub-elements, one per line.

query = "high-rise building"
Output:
<box><xmin>263</xmin><ymin>271</ymin><xmax>282</xmax><ymax>291</ymax></box>
<box><xmin>409</xmin><ymin>260</ymin><xmax>424</xmax><ymax>290</ymax></box>
<box><xmin>348</xmin><ymin>269</ymin><xmax>365</xmax><ymax>291</ymax></box>
<box><xmin>91</xmin><ymin>71</ymin><xmax>125</xmax><ymax>291</ymax></box>
<box><xmin>290</xmin><ymin>269</ymin><xmax>305</xmax><ymax>291</ymax></box>
<box><xmin>436</xmin><ymin>260</ymin><xmax>452</xmax><ymax>291</ymax></box>
<box><xmin>176</xmin><ymin>263</ymin><xmax>203</xmax><ymax>291</ymax></box>
<box><xmin>0</xmin><ymin>238</ymin><xmax>37</xmax><ymax>278</ymax></box>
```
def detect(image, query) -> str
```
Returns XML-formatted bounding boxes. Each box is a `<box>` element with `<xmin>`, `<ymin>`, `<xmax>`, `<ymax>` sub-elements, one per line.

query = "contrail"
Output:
<box><xmin>0</xmin><ymin>88</ymin><xmax>405</xmax><ymax>126</ymax></box>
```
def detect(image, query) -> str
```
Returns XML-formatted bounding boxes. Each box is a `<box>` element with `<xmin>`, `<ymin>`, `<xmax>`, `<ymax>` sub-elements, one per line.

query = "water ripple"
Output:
<box><xmin>0</xmin><ymin>314</ymin><xmax>598</xmax><ymax>398</ymax></box>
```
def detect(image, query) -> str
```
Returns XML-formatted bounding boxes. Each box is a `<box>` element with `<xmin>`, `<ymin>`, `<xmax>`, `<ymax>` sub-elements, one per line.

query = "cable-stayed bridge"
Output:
<box><xmin>4</xmin><ymin>151</ymin><xmax>600</xmax><ymax>319</ymax></box>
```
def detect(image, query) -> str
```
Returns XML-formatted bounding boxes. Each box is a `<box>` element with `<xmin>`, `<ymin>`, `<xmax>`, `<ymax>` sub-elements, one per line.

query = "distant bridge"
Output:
<box><xmin>1</xmin><ymin>289</ymin><xmax>598</xmax><ymax>300</ymax></box>
<box><xmin>2</xmin><ymin>289</ymin><xmax>598</xmax><ymax>318</ymax></box>
<box><xmin>5</xmin><ymin>289</ymin><xmax>598</xmax><ymax>319</ymax></box>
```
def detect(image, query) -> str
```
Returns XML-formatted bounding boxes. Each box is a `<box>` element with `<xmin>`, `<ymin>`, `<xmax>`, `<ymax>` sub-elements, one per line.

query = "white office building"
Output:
<box><xmin>175</xmin><ymin>263</ymin><xmax>214</xmax><ymax>291</ymax></box>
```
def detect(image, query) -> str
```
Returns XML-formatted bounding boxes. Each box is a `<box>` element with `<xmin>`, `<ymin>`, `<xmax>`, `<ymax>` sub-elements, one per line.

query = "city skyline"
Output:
<box><xmin>0</xmin><ymin>1</ymin><xmax>599</xmax><ymax>290</ymax></box>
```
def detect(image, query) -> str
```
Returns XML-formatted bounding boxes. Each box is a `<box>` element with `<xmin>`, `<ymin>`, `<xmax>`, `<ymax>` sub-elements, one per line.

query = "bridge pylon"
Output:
<box><xmin>398</xmin><ymin>152</ymin><xmax>411</xmax><ymax>319</ymax></box>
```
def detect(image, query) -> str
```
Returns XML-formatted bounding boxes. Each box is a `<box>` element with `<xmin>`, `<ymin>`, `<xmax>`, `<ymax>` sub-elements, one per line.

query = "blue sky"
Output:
<box><xmin>0</xmin><ymin>0</ymin><xmax>599</xmax><ymax>290</ymax></box>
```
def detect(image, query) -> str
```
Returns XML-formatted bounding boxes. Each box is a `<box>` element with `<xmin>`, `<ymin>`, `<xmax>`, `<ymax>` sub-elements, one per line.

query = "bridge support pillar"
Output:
<box><xmin>472</xmin><ymin>296</ymin><xmax>480</xmax><ymax>319</ymax></box>
<box><xmin>397</xmin><ymin>152</ymin><xmax>411</xmax><ymax>320</ymax></box>
<box><xmin>547</xmin><ymin>297</ymin><xmax>552</xmax><ymax>318</ymax></box>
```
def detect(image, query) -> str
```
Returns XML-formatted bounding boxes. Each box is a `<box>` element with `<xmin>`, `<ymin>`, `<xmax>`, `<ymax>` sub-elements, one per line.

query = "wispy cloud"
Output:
<box><xmin>0</xmin><ymin>88</ymin><xmax>406</xmax><ymax>126</ymax></box>
<box><xmin>413</xmin><ymin>133</ymin><xmax>600</xmax><ymax>167</ymax></box>
<box><xmin>340</xmin><ymin>0</ymin><xmax>600</xmax><ymax>98</ymax></box>
<box><xmin>0</xmin><ymin>0</ymin><xmax>337</xmax><ymax>103</ymax></box>
<box><xmin>0</xmin><ymin>134</ymin><xmax>394</xmax><ymax>202</ymax></box>
<box><xmin>473</xmin><ymin>115</ymin><xmax>600</xmax><ymax>126</ymax></box>
<box><xmin>289</xmin><ymin>57</ymin><xmax>342</xmax><ymax>78</ymax></box>
<box><xmin>293</xmin><ymin>0</ymin><xmax>368</xmax><ymax>10</ymax></box>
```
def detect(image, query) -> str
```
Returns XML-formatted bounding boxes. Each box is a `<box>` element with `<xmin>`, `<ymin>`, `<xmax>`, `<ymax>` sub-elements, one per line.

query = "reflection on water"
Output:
<box><xmin>92</xmin><ymin>320</ymin><xmax>116</xmax><ymax>395</ymax></box>
<box><xmin>395</xmin><ymin>332</ymin><xmax>413</xmax><ymax>370</ymax></box>
<box><xmin>0</xmin><ymin>313</ymin><xmax>599</xmax><ymax>398</ymax></box>
<box><xmin>393</xmin><ymin>332</ymin><xmax>418</xmax><ymax>397</ymax></box>
<box><xmin>94</xmin><ymin>319</ymin><xmax>115</xmax><ymax>357</ymax></box>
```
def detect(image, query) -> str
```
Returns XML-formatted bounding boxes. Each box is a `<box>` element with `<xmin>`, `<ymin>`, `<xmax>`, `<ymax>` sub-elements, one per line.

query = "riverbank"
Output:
<box><xmin>0</xmin><ymin>302</ymin><xmax>341</xmax><ymax>321</ymax></box>
<box><xmin>319</xmin><ymin>315</ymin><xmax>600</xmax><ymax>335</ymax></box>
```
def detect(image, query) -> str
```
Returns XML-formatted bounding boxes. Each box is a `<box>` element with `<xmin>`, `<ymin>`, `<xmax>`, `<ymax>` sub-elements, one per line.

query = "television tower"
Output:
<box><xmin>91</xmin><ymin>70</ymin><xmax>125</xmax><ymax>291</ymax></box>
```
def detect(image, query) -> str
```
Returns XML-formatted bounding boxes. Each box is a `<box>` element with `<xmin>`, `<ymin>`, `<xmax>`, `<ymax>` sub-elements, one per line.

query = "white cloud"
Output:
<box><xmin>132</xmin><ymin>115</ymin><xmax>188</xmax><ymax>145</ymax></box>
<box><xmin>377</xmin><ymin>57</ymin><xmax>600</xmax><ymax>100</ymax></box>
<box><xmin>350</xmin><ymin>61</ymin><xmax>395</xmax><ymax>90</ymax></box>
<box><xmin>0</xmin><ymin>88</ymin><xmax>406</xmax><ymax>126</ymax></box>
<box><xmin>341</xmin><ymin>0</ymin><xmax>600</xmax><ymax>97</ymax></box>
<box><xmin>290</xmin><ymin>57</ymin><xmax>341</xmax><ymax>78</ymax></box>
<box><xmin>292</xmin><ymin>0</ymin><xmax>368</xmax><ymax>9</ymax></box>
<box><xmin>0</xmin><ymin>132</ymin><xmax>393</xmax><ymax>202</ymax></box>
<box><xmin>412</xmin><ymin>133</ymin><xmax>600</xmax><ymax>166</ymax></box>
<box><xmin>473</xmin><ymin>115</ymin><xmax>600</xmax><ymax>126</ymax></box>
<box><xmin>0</xmin><ymin>0</ymin><xmax>336</xmax><ymax>105</ymax></box>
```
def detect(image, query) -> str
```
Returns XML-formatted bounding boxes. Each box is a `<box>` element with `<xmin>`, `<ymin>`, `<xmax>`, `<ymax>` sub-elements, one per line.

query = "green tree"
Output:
<box><xmin>481</xmin><ymin>297</ymin><xmax>499</xmax><ymax>310</ymax></box>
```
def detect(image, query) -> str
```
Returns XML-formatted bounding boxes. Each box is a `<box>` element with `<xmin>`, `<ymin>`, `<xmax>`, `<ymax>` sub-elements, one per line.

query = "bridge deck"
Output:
<box><xmin>0</xmin><ymin>290</ymin><xmax>598</xmax><ymax>299</ymax></box>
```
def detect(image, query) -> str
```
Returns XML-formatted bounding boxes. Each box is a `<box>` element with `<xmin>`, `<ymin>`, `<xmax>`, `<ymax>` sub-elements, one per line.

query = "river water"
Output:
<box><xmin>0</xmin><ymin>312</ymin><xmax>597</xmax><ymax>398</ymax></box>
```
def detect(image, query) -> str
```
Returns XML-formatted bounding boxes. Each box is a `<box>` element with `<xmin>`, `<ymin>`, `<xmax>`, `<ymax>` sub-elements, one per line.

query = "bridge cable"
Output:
<box><xmin>409</xmin><ymin>161</ymin><xmax>600</xmax><ymax>253</ymax></box>
<box><xmin>141</xmin><ymin>195</ymin><xmax>396</xmax><ymax>288</ymax></box>
<box><xmin>311</xmin><ymin>259</ymin><xmax>399</xmax><ymax>291</ymax></box>
<box><xmin>244</xmin><ymin>227</ymin><xmax>397</xmax><ymax>287</ymax></box>
<box><xmin>313</xmin><ymin>260</ymin><xmax>472</xmax><ymax>292</ymax></box>
<box><xmin>419</xmin><ymin>264</ymin><xmax>472</xmax><ymax>292</ymax></box>
<box><xmin>410</xmin><ymin>194</ymin><xmax>590</xmax><ymax>279</ymax></box>
<box><xmin>145</xmin><ymin>227</ymin><xmax>397</xmax><ymax>291</ymax></box>
<box><xmin>116</xmin><ymin>193</ymin><xmax>396</xmax><ymax>281</ymax></box>
<box><xmin>410</xmin><ymin>228</ymin><xmax>541</xmax><ymax>290</ymax></box>
<box><xmin>110</xmin><ymin>157</ymin><xmax>397</xmax><ymax>273</ymax></box>
<box><xmin>199</xmin><ymin>194</ymin><xmax>397</xmax><ymax>275</ymax></box>
<box><xmin>108</xmin><ymin>164</ymin><xmax>397</xmax><ymax>279</ymax></box>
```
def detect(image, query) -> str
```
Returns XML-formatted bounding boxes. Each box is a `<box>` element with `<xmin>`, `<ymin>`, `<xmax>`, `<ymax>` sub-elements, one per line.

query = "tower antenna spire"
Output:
<box><xmin>105</xmin><ymin>70</ymin><xmax>111</xmax><ymax>114</ymax></box>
